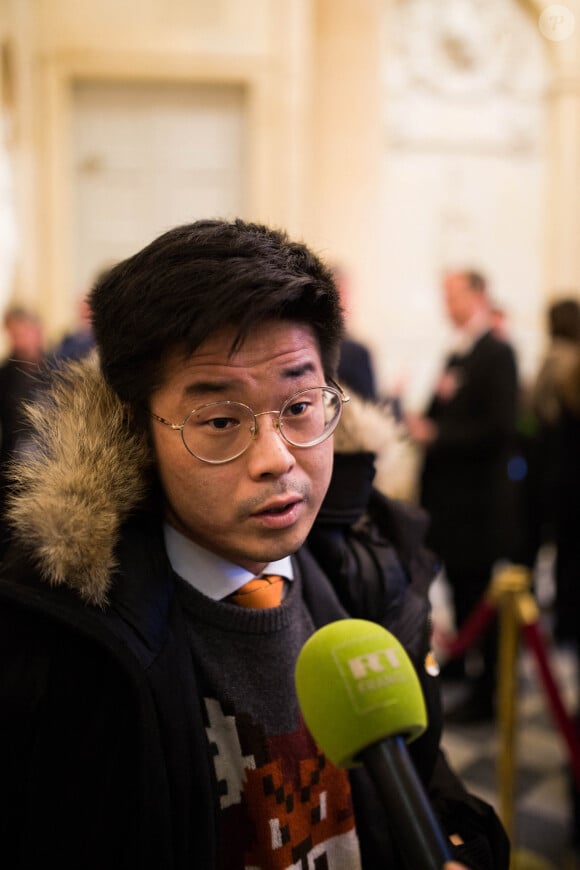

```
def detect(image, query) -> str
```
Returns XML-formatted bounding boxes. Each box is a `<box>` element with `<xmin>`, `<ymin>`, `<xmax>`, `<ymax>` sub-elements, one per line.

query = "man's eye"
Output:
<box><xmin>285</xmin><ymin>401</ymin><xmax>309</xmax><ymax>417</ymax></box>
<box><xmin>206</xmin><ymin>416</ymin><xmax>239</xmax><ymax>431</ymax></box>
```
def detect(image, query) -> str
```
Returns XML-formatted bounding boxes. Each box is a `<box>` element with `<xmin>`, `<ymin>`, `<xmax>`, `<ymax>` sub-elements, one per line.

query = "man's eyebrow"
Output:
<box><xmin>182</xmin><ymin>380</ymin><xmax>234</xmax><ymax>398</ymax></box>
<box><xmin>281</xmin><ymin>362</ymin><xmax>317</xmax><ymax>379</ymax></box>
<box><xmin>182</xmin><ymin>363</ymin><xmax>319</xmax><ymax>398</ymax></box>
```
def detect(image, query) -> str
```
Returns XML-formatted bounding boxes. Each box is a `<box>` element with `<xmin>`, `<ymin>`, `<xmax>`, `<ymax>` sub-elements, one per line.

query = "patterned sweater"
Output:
<box><xmin>178</xmin><ymin>575</ymin><xmax>362</xmax><ymax>869</ymax></box>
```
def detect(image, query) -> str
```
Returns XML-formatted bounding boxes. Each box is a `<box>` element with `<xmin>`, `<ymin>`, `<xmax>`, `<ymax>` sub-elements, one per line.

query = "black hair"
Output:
<box><xmin>89</xmin><ymin>219</ymin><xmax>344</xmax><ymax>415</ymax></box>
<box><xmin>548</xmin><ymin>297</ymin><xmax>580</xmax><ymax>342</ymax></box>
<box><xmin>465</xmin><ymin>271</ymin><xmax>487</xmax><ymax>294</ymax></box>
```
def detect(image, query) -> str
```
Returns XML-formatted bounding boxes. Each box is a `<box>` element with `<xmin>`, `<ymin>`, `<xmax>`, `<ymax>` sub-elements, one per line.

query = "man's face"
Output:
<box><xmin>6</xmin><ymin>317</ymin><xmax>43</xmax><ymax>360</ymax></box>
<box><xmin>443</xmin><ymin>273</ymin><xmax>477</xmax><ymax>328</ymax></box>
<box><xmin>149</xmin><ymin>320</ymin><xmax>335</xmax><ymax>574</ymax></box>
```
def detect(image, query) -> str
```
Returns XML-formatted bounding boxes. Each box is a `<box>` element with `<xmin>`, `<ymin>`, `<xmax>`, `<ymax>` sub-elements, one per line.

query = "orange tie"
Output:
<box><xmin>228</xmin><ymin>574</ymin><xmax>285</xmax><ymax>608</ymax></box>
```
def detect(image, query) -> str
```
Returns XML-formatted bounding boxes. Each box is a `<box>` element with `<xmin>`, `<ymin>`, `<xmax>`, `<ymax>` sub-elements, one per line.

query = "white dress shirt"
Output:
<box><xmin>163</xmin><ymin>523</ymin><xmax>294</xmax><ymax>601</ymax></box>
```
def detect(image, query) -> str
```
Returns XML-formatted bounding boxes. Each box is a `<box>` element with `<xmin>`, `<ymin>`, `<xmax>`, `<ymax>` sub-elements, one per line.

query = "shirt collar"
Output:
<box><xmin>163</xmin><ymin>523</ymin><xmax>294</xmax><ymax>600</ymax></box>
<box><xmin>452</xmin><ymin>308</ymin><xmax>491</xmax><ymax>355</ymax></box>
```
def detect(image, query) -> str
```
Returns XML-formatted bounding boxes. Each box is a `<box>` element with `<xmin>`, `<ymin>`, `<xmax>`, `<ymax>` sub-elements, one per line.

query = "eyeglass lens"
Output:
<box><xmin>182</xmin><ymin>387</ymin><xmax>341</xmax><ymax>462</ymax></box>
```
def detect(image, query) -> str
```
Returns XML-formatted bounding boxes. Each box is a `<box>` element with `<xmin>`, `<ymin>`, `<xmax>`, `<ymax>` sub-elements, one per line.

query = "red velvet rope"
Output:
<box><xmin>439</xmin><ymin>592</ymin><xmax>580</xmax><ymax>790</ymax></box>
<box><xmin>522</xmin><ymin>621</ymin><xmax>580</xmax><ymax>791</ymax></box>
<box><xmin>442</xmin><ymin>597</ymin><xmax>497</xmax><ymax>659</ymax></box>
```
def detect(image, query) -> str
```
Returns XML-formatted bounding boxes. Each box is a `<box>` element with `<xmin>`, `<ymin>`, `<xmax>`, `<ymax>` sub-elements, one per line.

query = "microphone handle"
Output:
<box><xmin>359</xmin><ymin>735</ymin><xmax>453</xmax><ymax>869</ymax></box>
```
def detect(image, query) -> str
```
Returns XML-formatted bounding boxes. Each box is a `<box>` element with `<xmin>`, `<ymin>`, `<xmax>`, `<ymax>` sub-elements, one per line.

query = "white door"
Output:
<box><xmin>70</xmin><ymin>79</ymin><xmax>247</xmax><ymax>292</ymax></box>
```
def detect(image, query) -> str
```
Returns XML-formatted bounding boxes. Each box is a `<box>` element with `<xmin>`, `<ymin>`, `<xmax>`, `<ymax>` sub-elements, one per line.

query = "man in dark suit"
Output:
<box><xmin>331</xmin><ymin>263</ymin><xmax>378</xmax><ymax>402</ymax></box>
<box><xmin>407</xmin><ymin>270</ymin><xmax>518</xmax><ymax>722</ymax></box>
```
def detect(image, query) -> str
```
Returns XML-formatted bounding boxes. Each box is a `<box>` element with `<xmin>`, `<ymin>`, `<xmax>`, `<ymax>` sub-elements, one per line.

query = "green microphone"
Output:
<box><xmin>295</xmin><ymin>618</ymin><xmax>453</xmax><ymax>869</ymax></box>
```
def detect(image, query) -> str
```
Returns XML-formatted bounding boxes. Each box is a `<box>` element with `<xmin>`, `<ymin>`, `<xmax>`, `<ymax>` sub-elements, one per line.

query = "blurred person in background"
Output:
<box><xmin>52</xmin><ymin>294</ymin><xmax>95</xmax><ymax>363</ymax></box>
<box><xmin>528</xmin><ymin>297</ymin><xmax>580</xmax><ymax>643</ymax></box>
<box><xmin>331</xmin><ymin>264</ymin><xmax>378</xmax><ymax>402</ymax></box>
<box><xmin>406</xmin><ymin>269</ymin><xmax>519</xmax><ymax>723</ymax></box>
<box><xmin>0</xmin><ymin>305</ymin><xmax>45</xmax><ymax>548</ymax></box>
<box><xmin>51</xmin><ymin>265</ymin><xmax>114</xmax><ymax>365</ymax></box>
<box><xmin>489</xmin><ymin>304</ymin><xmax>510</xmax><ymax>342</ymax></box>
<box><xmin>524</xmin><ymin>296</ymin><xmax>580</xmax><ymax>856</ymax></box>
<box><xmin>330</xmin><ymin>264</ymin><xmax>416</xmax><ymax>501</ymax></box>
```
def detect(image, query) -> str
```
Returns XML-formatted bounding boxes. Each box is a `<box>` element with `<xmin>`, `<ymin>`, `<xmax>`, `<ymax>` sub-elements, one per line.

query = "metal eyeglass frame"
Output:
<box><xmin>150</xmin><ymin>380</ymin><xmax>350</xmax><ymax>464</ymax></box>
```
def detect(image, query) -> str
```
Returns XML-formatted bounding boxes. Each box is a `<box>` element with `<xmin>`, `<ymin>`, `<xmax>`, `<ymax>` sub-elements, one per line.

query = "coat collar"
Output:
<box><xmin>6</xmin><ymin>354</ymin><xmax>152</xmax><ymax>606</ymax></box>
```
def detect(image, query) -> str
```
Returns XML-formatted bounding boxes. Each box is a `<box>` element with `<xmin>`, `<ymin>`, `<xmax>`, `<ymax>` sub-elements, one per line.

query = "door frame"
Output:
<box><xmin>40</xmin><ymin>50</ymin><xmax>270</xmax><ymax>335</ymax></box>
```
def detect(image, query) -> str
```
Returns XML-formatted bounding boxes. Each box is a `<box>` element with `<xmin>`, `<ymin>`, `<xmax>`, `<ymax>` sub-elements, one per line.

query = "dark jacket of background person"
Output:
<box><xmin>0</xmin><ymin>357</ymin><xmax>39</xmax><ymax>465</ymax></box>
<box><xmin>529</xmin><ymin>298</ymin><xmax>580</xmax><ymax>641</ymax></box>
<box><xmin>0</xmin><ymin>359</ymin><xmax>509</xmax><ymax>870</ymax></box>
<box><xmin>0</xmin><ymin>308</ymin><xmax>45</xmax><ymax>550</ymax></box>
<box><xmin>0</xmin><ymin>308</ymin><xmax>44</xmax><ymax>464</ymax></box>
<box><xmin>50</xmin><ymin>295</ymin><xmax>96</xmax><ymax>364</ymax></box>
<box><xmin>338</xmin><ymin>337</ymin><xmax>377</xmax><ymax>401</ymax></box>
<box><xmin>332</xmin><ymin>263</ymin><xmax>378</xmax><ymax>403</ymax></box>
<box><xmin>53</xmin><ymin>327</ymin><xmax>95</xmax><ymax>362</ymax></box>
<box><xmin>420</xmin><ymin>330</ymin><xmax>518</xmax><ymax>576</ymax></box>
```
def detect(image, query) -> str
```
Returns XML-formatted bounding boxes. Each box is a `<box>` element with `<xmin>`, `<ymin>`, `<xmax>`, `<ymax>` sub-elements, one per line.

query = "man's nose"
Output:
<box><xmin>247</xmin><ymin>413</ymin><xmax>295</xmax><ymax>476</ymax></box>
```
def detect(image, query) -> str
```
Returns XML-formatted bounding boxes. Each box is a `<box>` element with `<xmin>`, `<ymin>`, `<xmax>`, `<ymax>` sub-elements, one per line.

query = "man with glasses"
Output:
<box><xmin>0</xmin><ymin>220</ymin><xmax>506</xmax><ymax>868</ymax></box>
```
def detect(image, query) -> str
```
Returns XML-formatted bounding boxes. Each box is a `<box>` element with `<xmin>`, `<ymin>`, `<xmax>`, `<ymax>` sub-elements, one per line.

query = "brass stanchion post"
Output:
<box><xmin>489</xmin><ymin>565</ymin><xmax>532</xmax><ymax>851</ymax></box>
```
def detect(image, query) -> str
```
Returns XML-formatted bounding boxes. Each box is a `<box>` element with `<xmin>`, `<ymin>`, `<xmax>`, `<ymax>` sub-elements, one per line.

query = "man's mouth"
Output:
<box><xmin>250</xmin><ymin>498</ymin><xmax>303</xmax><ymax>528</ymax></box>
<box><xmin>255</xmin><ymin>499</ymin><xmax>299</xmax><ymax>516</ymax></box>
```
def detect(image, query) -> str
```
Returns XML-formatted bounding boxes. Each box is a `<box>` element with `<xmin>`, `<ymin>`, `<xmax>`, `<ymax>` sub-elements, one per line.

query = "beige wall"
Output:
<box><xmin>2</xmin><ymin>0</ymin><xmax>580</xmax><ymax>374</ymax></box>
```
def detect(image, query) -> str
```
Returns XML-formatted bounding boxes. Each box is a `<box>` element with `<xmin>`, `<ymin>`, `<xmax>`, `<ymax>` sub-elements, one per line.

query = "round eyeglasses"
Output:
<box><xmin>151</xmin><ymin>384</ymin><xmax>350</xmax><ymax>464</ymax></box>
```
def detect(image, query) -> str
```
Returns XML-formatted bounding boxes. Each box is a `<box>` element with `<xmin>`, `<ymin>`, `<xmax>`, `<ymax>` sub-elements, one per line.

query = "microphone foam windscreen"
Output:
<box><xmin>295</xmin><ymin>619</ymin><xmax>427</xmax><ymax>768</ymax></box>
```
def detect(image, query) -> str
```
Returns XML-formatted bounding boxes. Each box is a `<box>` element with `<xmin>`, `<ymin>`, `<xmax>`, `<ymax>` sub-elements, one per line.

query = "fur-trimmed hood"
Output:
<box><xmin>6</xmin><ymin>355</ymin><xmax>404</xmax><ymax>606</ymax></box>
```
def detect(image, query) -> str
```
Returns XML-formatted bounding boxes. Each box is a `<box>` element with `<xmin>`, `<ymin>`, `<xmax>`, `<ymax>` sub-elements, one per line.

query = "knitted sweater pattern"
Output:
<box><xmin>177</xmin><ymin>575</ymin><xmax>362</xmax><ymax>870</ymax></box>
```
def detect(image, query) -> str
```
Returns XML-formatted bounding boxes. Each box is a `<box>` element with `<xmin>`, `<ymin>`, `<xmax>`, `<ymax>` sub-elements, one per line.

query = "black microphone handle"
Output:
<box><xmin>358</xmin><ymin>735</ymin><xmax>453</xmax><ymax>869</ymax></box>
